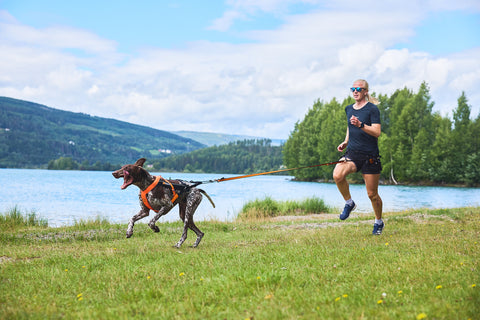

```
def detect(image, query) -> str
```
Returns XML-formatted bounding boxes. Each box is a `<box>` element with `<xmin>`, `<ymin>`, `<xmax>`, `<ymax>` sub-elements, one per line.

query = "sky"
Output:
<box><xmin>0</xmin><ymin>0</ymin><xmax>479</xmax><ymax>139</ymax></box>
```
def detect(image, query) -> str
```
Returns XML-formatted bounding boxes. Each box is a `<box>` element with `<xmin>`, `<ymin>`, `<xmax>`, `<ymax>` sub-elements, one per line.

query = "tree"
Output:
<box><xmin>284</xmin><ymin>82</ymin><xmax>477</xmax><ymax>186</ymax></box>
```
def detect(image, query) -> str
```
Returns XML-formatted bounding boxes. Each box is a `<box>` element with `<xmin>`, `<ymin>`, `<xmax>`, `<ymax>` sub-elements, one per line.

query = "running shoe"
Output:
<box><xmin>339</xmin><ymin>201</ymin><xmax>356</xmax><ymax>220</ymax></box>
<box><xmin>372</xmin><ymin>222</ymin><xmax>385</xmax><ymax>235</ymax></box>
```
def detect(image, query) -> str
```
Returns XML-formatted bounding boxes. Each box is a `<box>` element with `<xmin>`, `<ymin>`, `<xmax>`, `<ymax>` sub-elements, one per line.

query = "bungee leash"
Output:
<box><xmin>190</xmin><ymin>159</ymin><xmax>350</xmax><ymax>185</ymax></box>
<box><xmin>141</xmin><ymin>159</ymin><xmax>350</xmax><ymax>209</ymax></box>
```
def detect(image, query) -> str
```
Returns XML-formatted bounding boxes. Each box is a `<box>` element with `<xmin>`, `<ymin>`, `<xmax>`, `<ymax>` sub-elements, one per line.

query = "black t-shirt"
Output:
<box><xmin>345</xmin><ymin>102</ymin><xmax>381</xmax><ymax>155</ymax></box>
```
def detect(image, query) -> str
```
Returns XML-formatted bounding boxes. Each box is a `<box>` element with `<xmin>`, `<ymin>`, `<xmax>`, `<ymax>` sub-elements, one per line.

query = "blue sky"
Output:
<box><xmin>1</xmin><ymin>0</ymin><xmax>479</xmax><ymax>138</ymax></box>
<box><xmin>395</xmin><ymin>10</ymin><xmax>480</xmax><ymax>55</ymax></box>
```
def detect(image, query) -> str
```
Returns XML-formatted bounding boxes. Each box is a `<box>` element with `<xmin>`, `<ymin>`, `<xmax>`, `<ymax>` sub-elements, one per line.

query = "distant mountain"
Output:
<box><xmin>0</xmin><ymin>97</ymin><xmax>205</xmax><ymax>168</ymax></box>
<box><xmin>173</xmin><ymin>130</ymin><xmax>285</xmax><ymax>147</ymax></box>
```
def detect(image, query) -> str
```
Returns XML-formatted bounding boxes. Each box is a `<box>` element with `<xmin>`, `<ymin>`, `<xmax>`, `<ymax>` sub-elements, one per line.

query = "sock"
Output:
<box><xmin>346</xmin><ymin>199</ymin><xmax>354</xmax><ymax>206</ymax></box>
<box><xmin>375</xmin><ymin>219</ymin><xmax>383</xmax><ymax>225</ymax></box>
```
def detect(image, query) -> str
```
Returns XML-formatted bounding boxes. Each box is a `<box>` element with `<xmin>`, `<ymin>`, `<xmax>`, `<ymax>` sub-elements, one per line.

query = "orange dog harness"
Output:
<box><xmin>141</xmin><ymin>176</ymin><xmax>178</xmax><ymax>212</ymax></box>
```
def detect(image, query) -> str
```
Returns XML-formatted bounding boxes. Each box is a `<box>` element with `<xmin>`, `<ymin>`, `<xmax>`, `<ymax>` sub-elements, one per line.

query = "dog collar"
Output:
<box><xmin>141</xmin><ymin>176</ymin><xmax>178</xmax><ymax>212</ymax></box>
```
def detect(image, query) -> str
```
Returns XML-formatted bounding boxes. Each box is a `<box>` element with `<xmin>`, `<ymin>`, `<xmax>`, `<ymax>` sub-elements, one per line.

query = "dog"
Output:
<box><xmin>112</xmin><ymin>158</ymin><xmax>215</xmax><ymax>248</ymax></box>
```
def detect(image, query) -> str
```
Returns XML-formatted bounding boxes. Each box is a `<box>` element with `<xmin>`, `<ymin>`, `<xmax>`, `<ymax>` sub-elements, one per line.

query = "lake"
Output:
<box><xmin>1</xmin><ymin>169</ymin><xmax>479</xmax><ymax>227</ymax></box>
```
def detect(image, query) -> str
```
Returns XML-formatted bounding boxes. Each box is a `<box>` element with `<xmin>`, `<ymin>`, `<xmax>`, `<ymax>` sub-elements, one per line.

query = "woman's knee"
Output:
<box><xmin>367</xmin><ymin>191</ymin><xmax>381</xmax><ymax>202</ymax></box>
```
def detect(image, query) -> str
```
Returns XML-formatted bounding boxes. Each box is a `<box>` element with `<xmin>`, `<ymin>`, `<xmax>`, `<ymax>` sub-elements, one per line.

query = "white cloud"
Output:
<box><xmin>0</xmin><ymin>3</ymin><xmax>479</xmax><ymax>139</ymax></box>
<box><xmin>208</xmin><ymin>10</ymin><xmax>246</xmax><ymax>31</ymax></box>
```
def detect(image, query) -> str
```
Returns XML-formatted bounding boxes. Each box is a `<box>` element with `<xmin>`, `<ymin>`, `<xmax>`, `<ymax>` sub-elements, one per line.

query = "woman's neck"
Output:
<box><xmin>354</xmin><ymin>99</ymin><xmax>368</xmax><ymax>109</ymax></box>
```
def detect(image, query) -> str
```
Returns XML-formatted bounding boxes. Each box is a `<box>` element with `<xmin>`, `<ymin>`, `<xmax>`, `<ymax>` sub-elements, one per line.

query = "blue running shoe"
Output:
<box><xmin>372</xmin><ymin>222</ymin><xmax>385</xmax><ymax>235</ymax></box>
<box><xmin>339</xmin><ymin>201</ymin><xmax>356</xmax><ymax>220</ymax></box>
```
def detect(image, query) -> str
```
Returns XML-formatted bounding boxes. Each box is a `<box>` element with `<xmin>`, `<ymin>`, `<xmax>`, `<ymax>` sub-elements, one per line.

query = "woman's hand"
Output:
<box><xmin>337</xmin><ymin>141</ymin><xmax>348</xmax><ymax>152</ymax></box>
<box><xmin>350</xmin><ymin>115</ymin><xmax>362</xmax><ymax>128</ymax></box>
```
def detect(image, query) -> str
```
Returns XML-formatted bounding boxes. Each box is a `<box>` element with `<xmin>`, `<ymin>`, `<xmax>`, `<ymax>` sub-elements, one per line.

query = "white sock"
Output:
<box><xmin>375</xmin><ymin>219</ymin><xmax>383</xmax><ymax>225</ymax></box>
<box><xmin>346</xmin><ymin>199</ymin><xmax>354</xmax><ymax>206</ymax></box>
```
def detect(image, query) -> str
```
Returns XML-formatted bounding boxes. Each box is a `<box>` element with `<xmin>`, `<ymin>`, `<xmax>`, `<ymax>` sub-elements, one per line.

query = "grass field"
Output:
<box><xmin>1</xmin><ymin>206</ymin><xmax>478</xmax><ymax>319</ymax></box>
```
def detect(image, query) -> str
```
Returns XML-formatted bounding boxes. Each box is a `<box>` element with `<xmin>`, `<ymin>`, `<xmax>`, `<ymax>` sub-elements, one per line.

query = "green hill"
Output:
<box><xmin>0</xmin><ymin>97</ymin><xmax>205</xmax><ymax>168</ymax></box>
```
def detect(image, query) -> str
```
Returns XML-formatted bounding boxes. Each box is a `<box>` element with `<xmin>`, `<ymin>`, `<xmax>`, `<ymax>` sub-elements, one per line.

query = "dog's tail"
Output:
<box><xmin>198</xmin><ymin>189</ymin><xmax>215</xmax><ymax>208</ymax></box>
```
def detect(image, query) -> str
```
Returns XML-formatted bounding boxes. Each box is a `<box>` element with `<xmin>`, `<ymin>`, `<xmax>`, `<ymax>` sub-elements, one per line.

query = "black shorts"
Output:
<box><xmin>342</xmin><ymin>150</ymin><xmax>382</xmax><ymax>174</ymax></box>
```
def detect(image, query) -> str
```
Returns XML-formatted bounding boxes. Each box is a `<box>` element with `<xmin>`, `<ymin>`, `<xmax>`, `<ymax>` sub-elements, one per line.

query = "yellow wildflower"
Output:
<box><xmin>179</xmin><ymin>272</ymin><xmax>185</xmax><ymax>277</ymax></box>
<box><xmin>416</xmin><ymin>312</ymin><xmax>427</xmax><ymax>320</ymax></box>
<box><xmin>435</xmin><ymin>285</ymin><xmax>442</xmax><ymax>289</ymax></box>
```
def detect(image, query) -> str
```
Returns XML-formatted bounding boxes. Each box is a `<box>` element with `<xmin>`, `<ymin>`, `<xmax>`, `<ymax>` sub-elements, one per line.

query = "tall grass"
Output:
<box><xmin>0</xmin><ymin>206</ymin><xmax>48</xmax><ymax>230</ymax></box>
<box><xmin>238</xmin><ymin>196</ymin><xmax>332</xmax><ymax>220</ymax></box>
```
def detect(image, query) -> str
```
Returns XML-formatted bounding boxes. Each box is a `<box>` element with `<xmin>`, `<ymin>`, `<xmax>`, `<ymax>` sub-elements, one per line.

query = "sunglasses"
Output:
<box><xmin>350</xmin><ymin>87</ymin><xmax>366</xmax><ymax>92</ymax></box>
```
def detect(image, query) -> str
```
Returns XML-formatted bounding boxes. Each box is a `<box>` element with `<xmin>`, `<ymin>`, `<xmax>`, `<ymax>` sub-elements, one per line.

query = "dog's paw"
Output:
<box><xmin>148</xmin><ymin>222</ymin><xmax>160</xmax><ymax>233</ymax></box>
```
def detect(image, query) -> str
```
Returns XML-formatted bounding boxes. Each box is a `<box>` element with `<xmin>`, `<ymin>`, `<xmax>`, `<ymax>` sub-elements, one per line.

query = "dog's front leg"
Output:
<box><xmin>148</xmin><ymin>205</ymin><xmax>173</xmax><ymax>233</ymax></box>
<box><xmin>127</xmin><ymin>209</ymin><xmax>150</xmax><ymax>238</ymax></box>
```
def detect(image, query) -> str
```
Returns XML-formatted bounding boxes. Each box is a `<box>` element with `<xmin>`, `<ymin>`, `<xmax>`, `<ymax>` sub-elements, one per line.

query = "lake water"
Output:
<box><xmin>1</xmin><ymin>169</ymin><xmax>479</xmax><ymax>227</ymax></box>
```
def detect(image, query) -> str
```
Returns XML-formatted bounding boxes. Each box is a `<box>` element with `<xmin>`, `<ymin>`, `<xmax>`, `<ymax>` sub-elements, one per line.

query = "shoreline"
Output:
<box><xmin>296</xmin><ymin>177</ymin><xmax>479</xmax><ymax>188</ymax></box>
<box><xmin>2</xmin><ymin>167</ymin><xmax>478</xmax><ymax>188</ymax></box>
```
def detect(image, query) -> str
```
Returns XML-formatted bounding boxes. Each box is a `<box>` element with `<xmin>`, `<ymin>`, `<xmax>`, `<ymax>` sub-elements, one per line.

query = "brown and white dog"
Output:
<box><xmin>112</xmin><ymin>158</ymin><xmax>215</xmax><ymax>248</ymax></box>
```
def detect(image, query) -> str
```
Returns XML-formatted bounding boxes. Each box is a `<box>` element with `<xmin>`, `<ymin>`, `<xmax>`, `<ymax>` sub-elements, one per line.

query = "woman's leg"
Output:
<box><xmin>333</xmin><ymin>161</ymin><xmax>357</xmax><ymax>201</ymax></box>
<box><xmin>363</xmin><ymin>173</ymin><xmax>382</xmax><ymax>220</ymax></box>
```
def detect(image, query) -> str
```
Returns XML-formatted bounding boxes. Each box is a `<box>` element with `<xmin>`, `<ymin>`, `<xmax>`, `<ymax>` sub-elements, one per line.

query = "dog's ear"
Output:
<box><xmin>134</xmin><ymin>158</ymin><xmax>147</xmax><ymax>167</ymax></box>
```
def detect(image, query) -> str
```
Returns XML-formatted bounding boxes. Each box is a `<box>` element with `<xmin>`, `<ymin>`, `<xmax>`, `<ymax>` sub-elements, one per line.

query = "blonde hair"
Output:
<box><xmin>355</xmin><ymin>79</ymin><xmax>380</xmax><ymax>105</ymax></box>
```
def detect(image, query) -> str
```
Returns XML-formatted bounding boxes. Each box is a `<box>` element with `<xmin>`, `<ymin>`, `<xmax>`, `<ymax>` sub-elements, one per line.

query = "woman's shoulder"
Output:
<box><xmin>366</xmin><ymin>102</ymin><xmax>380</xmax><ymax>111</ymax></box>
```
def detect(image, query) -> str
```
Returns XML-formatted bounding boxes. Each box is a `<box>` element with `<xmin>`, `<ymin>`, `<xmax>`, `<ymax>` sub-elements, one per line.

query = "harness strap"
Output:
<box><xmin>160</xmin><ymin>176</ymin><xmax>179</xmax><ymax>203</ymax></box>
<box><xmin>140</xmin><ymin>176</ymin><xmax>178</xmax><ymax>212</ymax></box>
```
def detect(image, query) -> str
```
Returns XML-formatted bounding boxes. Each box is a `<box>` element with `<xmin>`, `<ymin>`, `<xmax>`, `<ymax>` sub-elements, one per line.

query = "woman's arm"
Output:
<box><xmin>362</xmin><ymin>123</ymin><xmax>381</xmax><ymax>138</ymax></box>
<box><xmin>350</xmin><ymin>115</ymin><xmax>381</xmax><ymax>138</ymax></box>
<box><xmin>337</xmin><ymin>127</ymin><xmax>349</xmax><ymax>151</ymax></box>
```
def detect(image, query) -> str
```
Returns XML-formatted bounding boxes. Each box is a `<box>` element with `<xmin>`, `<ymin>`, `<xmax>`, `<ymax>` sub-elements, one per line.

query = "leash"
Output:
<box><xmin>191</xmin><ymin>159</ymin><xmax>349</xmax><ymax>185</ymax></box>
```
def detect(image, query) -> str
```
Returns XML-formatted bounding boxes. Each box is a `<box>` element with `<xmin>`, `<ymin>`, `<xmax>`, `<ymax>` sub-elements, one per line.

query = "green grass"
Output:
<box><xmin>238</xmin><ymin>196</ymin><xmax>332</xmax><ymax>220</ymax></box>
<box><xmin>0</xmin><ymin>207</ymin><xmax>479</xmax><ymax>319</ymax></box>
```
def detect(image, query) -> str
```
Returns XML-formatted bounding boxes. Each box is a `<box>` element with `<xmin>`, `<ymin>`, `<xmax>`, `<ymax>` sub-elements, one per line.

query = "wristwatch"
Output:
<box><xmin>359</xmin><ymin>122</ymin><xmax>364</xmax><ymax>128</ymax></box>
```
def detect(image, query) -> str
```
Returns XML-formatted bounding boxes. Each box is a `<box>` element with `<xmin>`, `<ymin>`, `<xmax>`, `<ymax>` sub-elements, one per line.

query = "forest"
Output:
<box><xmin>152</xmin><ymin>139</ymin><xmax>283</xmax><ymax>174</ymax></box>
<box><xmin>283</xmin><ymin>82</ymin><xmax>480</xmax><ymax>186</ymax></box>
